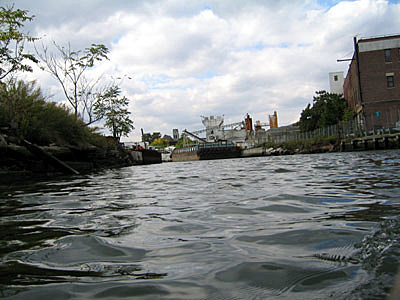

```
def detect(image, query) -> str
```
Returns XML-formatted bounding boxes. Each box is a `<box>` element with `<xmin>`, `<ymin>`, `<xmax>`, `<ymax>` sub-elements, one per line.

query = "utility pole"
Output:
<box><xmin>354</xmin><ymin>36</ymin><xmax>365</xmax><ymax>130</ymax></box>
<box><xmin>354</xmin><ymin>36</ymin><xmax>363</xmax><ymax>105</ymax></box>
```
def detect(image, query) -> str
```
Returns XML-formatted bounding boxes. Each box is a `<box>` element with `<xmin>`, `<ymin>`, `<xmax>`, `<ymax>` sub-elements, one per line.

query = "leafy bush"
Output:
<box><xmin>151</xmin><ymin>137</ymin><xmax>169</xmax><ymax>148</ymax></box>
<box><xmin>0</xmin><ymin>79</ymin><xmax>102</xmax><ymax>146</ymax></box>
<box><xmin>85</xmin><ymin>127</ymin><xmax>114</xmax><ymax>148</ymax></box>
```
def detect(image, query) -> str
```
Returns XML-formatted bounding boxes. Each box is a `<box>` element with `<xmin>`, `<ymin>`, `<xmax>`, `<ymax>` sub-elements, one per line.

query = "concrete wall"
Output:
<box><xmin>265</xmin><ymin>125</ymin><xmax>301</xmax><ymax>144</ymax></box>
<box><xmin>358</xmin><ymin>36</ymin><xmax>400</xmax><ymax>52</ymax></box>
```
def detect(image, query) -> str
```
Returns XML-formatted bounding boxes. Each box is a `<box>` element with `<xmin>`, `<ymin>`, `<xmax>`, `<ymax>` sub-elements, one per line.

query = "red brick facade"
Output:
<box><xmin>343</xmin><ymin>53</ymin><xmax>360</xmax><ymax>112</ymax></box>
<box><xmin>344</xmin><ymin>35</ymin><xmax>400</xmax><ymax>130</ymax></box>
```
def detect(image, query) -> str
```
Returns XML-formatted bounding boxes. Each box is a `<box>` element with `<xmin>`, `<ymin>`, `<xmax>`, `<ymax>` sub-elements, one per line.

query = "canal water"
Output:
<box><xmin>1</xmin><ymin>150</ymin><xmax>400</xmax><ymax>299</ymax></box>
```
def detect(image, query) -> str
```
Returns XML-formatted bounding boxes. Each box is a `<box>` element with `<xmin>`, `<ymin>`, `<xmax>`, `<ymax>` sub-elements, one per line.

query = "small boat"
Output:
<box><xmin>171</xmin><ymin>140</ymin><xmax>241</xmax><ymax>162</ymax></box>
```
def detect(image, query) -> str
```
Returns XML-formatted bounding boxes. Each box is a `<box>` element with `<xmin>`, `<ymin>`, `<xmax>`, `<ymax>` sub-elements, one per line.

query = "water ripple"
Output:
<box><xmin>1</xmin><ymin>150</ymin><xmax>400</xmax><ymax>299</ymax></box>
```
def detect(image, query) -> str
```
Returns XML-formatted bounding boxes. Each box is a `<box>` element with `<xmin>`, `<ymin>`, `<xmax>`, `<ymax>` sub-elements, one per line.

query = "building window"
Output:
<box><xmin>334</xmin><ymin>75</ymin><xmax>338</xmax><ymax>81</ymax></box>
<box><xmin>385</xmin><ymin>49</ymin><xmax>392</xmax><ymax>62</ymax></box>
<box><xmin>387</xmin><ymin>75</ymin><xmax>394</xmax><ymax>88</ymax></box>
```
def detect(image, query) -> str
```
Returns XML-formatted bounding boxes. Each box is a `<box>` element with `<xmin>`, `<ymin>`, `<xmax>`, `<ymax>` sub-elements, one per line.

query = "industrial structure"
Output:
<box><xmin>172</xmin><ymin>129</ymin><xmax>179</xmax><ymax>140</ymax></box>
<box><xmin>184</xmin><ymin>112</ymin><xmax>280</xmax><ymax>147</ymax></box>
<box><xmin>344</xmin><ymin>34</ymin><xmax>400</xmax><ymax>130</ymax></box>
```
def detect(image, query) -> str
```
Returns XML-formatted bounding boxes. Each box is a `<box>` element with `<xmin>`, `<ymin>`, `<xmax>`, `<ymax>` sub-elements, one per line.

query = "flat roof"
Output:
<box><xmin>359</xmin><ymin>34</ymin><xmax>400</xmax><ymax>43</ymax></box>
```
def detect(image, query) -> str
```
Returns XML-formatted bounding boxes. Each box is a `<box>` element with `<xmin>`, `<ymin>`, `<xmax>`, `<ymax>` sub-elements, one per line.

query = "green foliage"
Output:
<box><xmin>0</xmin><ymin>5</ymin><xmax>38</xmax><ymax>80</ymax></box>
<box><xmin>151</xmin><ymin>137</ymin><xmax>169</xmax><ymax>148</ymax></box>
<box><xmin>142</xmin><ymin>132</ymin><xmax>161</xmax><ymax>143</ymax></box>
<box><xmin>298</xmin><ymin>91</ymin><xmax>353</xmax><ymax>132</ymax></box>
<box><xmin>175</xmin><ymin>137</ymin><xmax>195</xmax><ymax>148</ymax></box>
<box><xmin>0</xmin><ymin>79</ymin><xmax>94</xmax><ymax>145</ymax></box>
<box><xmin>36</xmin><ymin>41</ymin><xmax>109</xmax><ymax>121</ymax></box>
<box><xmin>95</xmin><ymin>85</ymin><xmax>134</xmax><ymax>139</ymax></box>
<box><xmin>0</xmin><ymin>79</ymin><xmax>45</xmax><ymax>138</ymax></box>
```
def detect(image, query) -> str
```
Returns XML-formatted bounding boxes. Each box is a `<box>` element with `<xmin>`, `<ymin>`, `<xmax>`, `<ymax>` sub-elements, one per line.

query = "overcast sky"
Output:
<box><xmin>4</xmin><ymin>0</ymin><xmax>400</xmax><ymax>141</ymax></box>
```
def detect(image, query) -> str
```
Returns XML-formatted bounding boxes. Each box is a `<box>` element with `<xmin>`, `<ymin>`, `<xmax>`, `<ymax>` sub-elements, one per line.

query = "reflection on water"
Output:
<box><xmin>1</xmin><ymin>150</ymin><xmax>400</xmax><ymax>299</ymax></box>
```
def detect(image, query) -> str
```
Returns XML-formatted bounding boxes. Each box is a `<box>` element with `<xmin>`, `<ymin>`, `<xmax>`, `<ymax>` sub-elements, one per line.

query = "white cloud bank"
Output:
<box><xmin>4</xmin><ymin>0</ymin><xmax>400</xmax><ymax>141</ymax></box>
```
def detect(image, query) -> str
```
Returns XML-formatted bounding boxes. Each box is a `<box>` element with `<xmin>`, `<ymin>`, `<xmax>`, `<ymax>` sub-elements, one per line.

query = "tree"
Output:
<box><xmin>95</xmin><ymin>85</ymin><xmax>134</xmax><ymax>140</ymax></box>
<box><xmin>298</xmin><ymin>91</ymin><xmax>353</xmax><ymax>132</ymax></box>
<box><xmin>175</xmin><ymin>137</ymin><xmax>195</xmax><ymax>148</ymax></box>
<box><xmin>151</xmin><ymin>138</ymin><xmax>169</xmax><ymax>148</ymax></box>
<box><xmin>0</xmin><ymin>5</ymin><xmax>38</xmax><ymax>81</ymax></box>
<box><xmin>35</xmin><ymin>41</ymin><xmax>109</xmax><ymax>123</ymax></box>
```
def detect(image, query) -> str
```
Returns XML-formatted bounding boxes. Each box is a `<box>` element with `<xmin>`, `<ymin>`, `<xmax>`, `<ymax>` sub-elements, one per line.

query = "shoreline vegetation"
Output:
<box><xmin>1</xmin><ymin>5</ymin><xmax>136</xmax><ymax>184</ymax></box>
<box><xmin>0</xmin><ymin>79</ymin><xmax>137</xmax><ymax>183</ymax></box>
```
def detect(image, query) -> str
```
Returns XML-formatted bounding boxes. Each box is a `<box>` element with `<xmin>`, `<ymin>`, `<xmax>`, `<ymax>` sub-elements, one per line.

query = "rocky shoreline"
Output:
<box><xmin>241</xmin><ymin>142</ymin><xmax>337</xmax><ymax>158</ymax></box>
<box><xmin>0</xmin><ymin>134</ymin><xmax>138</xmax><ymax>183</ymax></box>
<box><xmin>0</xmin><ymin>132</ymin><xmax>341</xmax><ymax>183</ymax></box>
<box><xmin>6</xmin><ymin>132</ymin><xmax>386</xmax><ymax>183</ymax></box>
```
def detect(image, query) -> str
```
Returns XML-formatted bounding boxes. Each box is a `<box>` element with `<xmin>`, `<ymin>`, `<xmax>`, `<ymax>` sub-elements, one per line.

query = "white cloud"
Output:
<box><xmin>4</xmin><ymin>0</ymin><xmax>400</xmax><ymax>141</ymax></box>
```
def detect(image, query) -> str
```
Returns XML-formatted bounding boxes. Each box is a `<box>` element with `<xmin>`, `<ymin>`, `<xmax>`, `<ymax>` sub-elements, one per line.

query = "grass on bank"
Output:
<box><xmin>0</xmin><ymin>79</ymin><xmax>109</xmax><ymax>147</ymax></box>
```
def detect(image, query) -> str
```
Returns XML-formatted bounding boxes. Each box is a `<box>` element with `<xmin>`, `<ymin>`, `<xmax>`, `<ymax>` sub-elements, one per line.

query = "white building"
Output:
<box><xmin>329</xmin><ymin>71</ymin><xmax>344</xmax><ymax>94</ymax></box>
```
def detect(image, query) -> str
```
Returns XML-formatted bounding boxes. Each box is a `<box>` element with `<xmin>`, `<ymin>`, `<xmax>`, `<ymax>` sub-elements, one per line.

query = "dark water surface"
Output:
<box><xmin>1</xmin><ymin>151</ymin><xmax>400</xmax><ymax>299</ymax></box>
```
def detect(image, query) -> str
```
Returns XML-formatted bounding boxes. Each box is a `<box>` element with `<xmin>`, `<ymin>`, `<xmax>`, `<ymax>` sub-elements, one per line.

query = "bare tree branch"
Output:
<box><xmin>35</xmin><ymin>40</ymin><xmax>109</xmax><ymax>122</ymax></box>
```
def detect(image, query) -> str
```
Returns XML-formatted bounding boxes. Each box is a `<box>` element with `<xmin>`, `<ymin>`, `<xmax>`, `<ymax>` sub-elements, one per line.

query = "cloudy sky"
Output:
<box><xmin>5</xmin><ymin>0</ymin><xmax>400</xmax><ymax>141</ymax></box>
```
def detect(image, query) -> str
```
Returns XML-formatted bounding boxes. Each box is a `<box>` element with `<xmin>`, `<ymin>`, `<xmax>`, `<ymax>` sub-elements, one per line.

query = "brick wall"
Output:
<box><xmin>359</xmin><ymin>47</ymin><xmax>400</xmax><ymax>104</ymax></box>
<box><xmin>343</xmin><ymin>55</ymin><xmax>360</xmax><ymax>112</ymax></box>
<box><xmin>344</xmin><ymin>36</ymin><xmax>400</xmax><ymax>130</ymax></box>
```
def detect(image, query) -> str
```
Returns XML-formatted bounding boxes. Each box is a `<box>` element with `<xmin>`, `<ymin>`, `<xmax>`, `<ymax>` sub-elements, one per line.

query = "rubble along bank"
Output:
<box><xmin>0</xmin><ymin>134</ymin><xmax>138</xmax><ymax>183</ymax></box>
<box><xmin>242</xmin><ymin>142</ymin><xmax>338</xmax><ymax>158</ymax></box>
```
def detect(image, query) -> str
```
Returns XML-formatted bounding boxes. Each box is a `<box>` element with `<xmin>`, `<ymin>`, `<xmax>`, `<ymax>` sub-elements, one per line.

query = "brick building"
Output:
<box><xmin>344</xmin><ymin>35</ymin><xmax>400</xmax><ymax>130</ymax></box>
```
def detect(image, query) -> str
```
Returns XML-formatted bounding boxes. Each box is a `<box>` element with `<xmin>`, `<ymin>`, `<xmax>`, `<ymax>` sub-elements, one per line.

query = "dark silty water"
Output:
<box><xmin>1</xmin><ymin>151</ymin><xmax>400</xmax><ymax>299</ymax></box>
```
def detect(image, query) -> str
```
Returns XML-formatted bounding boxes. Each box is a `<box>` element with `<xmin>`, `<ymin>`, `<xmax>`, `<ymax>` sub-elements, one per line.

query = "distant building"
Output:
<box><xmin>344</xmin><ymin>35</ymin><xmax>400</xmax><ymax>130</ymax></box>
<box><xmin>172</xmin><ymin>129</ymin><xmax>179</xmax><ymax>141</ymax></box>
<box><xmin>329</xmin><ymin>72</ymin><xmax>344</xmax><ymax>94</ymax></box>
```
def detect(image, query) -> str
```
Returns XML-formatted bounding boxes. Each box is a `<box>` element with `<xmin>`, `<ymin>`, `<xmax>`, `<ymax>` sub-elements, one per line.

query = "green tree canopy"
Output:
<box><xmin>95</xmin><ymin>85</ymin><xmax>134</xmax><ymax>140</ymax></box>
<box><xmin>298</xmin><ymin>91</ymin><xmax>353</xmax><ymax>132</ymax></box>
<box><xmin>0</xmin><ymin>5</ymin><xmax>38</xmax><ymax>81</ymax></box>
